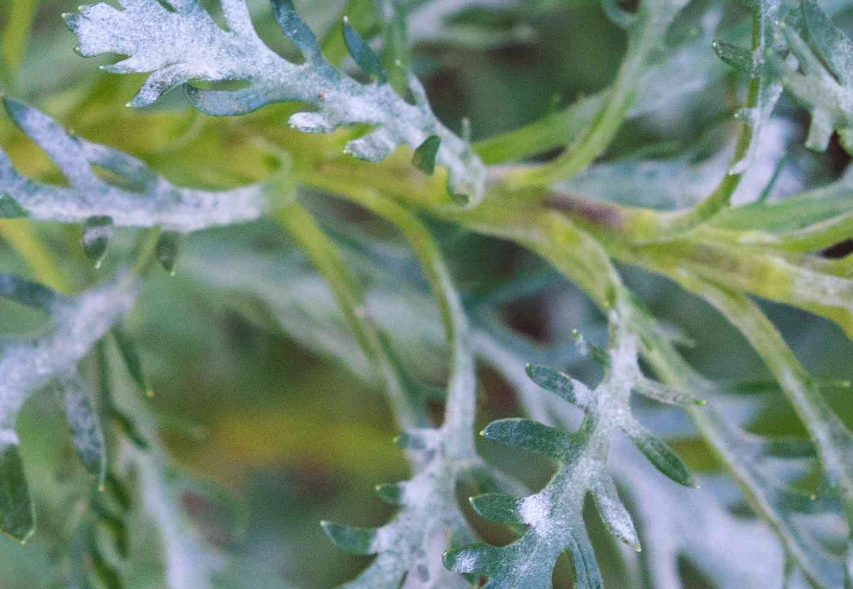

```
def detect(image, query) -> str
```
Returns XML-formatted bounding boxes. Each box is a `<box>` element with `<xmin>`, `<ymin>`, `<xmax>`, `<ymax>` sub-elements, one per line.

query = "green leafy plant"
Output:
<box><xmin>2</xmin><ymin>0</ymin><xmax>853</xmax><ymax>587</ymax></box>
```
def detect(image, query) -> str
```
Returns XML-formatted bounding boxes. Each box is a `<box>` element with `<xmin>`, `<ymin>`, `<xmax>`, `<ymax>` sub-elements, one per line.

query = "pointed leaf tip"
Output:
<box><xmin>342</xmin><ymin>17</ymin><xmax>387</xmax><ymax>83</ymax></box>
<box><xmin>155</xmin><ymin>231</ymin><xmax>180</xmax><ymax>275</ymax></box>
<box><xmin>82</xmin><ymin>216</ymin><xmax>114</xmax><ymax>267</ymax></box>
<box><xmin>412</xmin><ymin>135</ymin><xmax>441</xmax><ymax>175</ymax></box>
<box><xmin>112</xmin><ymin>328</ymin><xmax>150</xmax><ymax>398</ymax></box>
<box><xmin>320</xmin><ymin>521</ymin><xmax>379</xmax><ymax>555</ymax></box>
<box><xmin>625</xmin><ymin>425</ymin><xmax>695</xmax><ymax>487</ymax></box>
<box><xmin>375</xmin><ymin>483</ymin><xmax>405</xmax><ymax>505</ymax></box>
<box><xmin>711</xmin><ymin>40</ymin><xmax>752</xmax><ymax>72</ymax></box>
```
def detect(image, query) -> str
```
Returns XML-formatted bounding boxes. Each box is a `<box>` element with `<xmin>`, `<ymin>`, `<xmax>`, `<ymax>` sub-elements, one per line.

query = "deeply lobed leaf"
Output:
<box><xmin>446</xmin><ymin>311</ymin><xmax>695</xmax><ymax>588</ymax></box>
<box><xmin>0</xmin><ymin>98</ymin><xmax>272</xmax><ymax>233</ymax></box>
<box><xmin>65</xmin><ymin>0</ymin><xmax>486</xmax><ymax>204</ymax></box>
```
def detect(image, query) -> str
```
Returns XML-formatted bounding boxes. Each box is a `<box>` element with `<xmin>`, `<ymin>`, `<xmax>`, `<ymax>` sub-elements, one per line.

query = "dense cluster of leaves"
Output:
<box><xmin>2</xmin><ymin>0</ymin><xmax>853</xmax><ymax>588</ymax></box>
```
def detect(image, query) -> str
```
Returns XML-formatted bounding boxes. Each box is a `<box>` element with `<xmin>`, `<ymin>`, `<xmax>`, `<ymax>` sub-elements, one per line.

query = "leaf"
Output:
<box><xmin>0</xmin><ymin>98</ymin><xmax>271</xmax><ymax>232</ymax></box>
<box><xmin>712</xmin><ymin>39</ymin><xmax>752</xmax><ymax>72</ymax></box>
<box><xmin>772</xmin><ymin>1</ymin><xmax>853</xmax><ymax>154</ymax></box>
<box><xmin>156</xmin><ymin>232</ymin><xmax>180</xmax><ymax>275</ymax></box>
<box><xmin>447</xmin><ymin>310</ymin><xmax>696</xmax><ymax>588</ymax></box>
<box><xmin>320</xmin><ymin>522</ymin><xmax>380</xmax><ymax>555</ymax></box>
<box><xmin>0</xmin><ymin>272</ymin><xmax>63</xmax><ymax>311</ymax></box>
<box><xmin>0</xmin><ymin>195</ymin><xmax>27</xmax><ymax>218</ymax></box>
<box><xmin>412</xmin><ymin>135</ymin><xmax>441</xmax><ymax>176</ymax></box>
<box><xmin>0</xmin><ymin>438</ymin><xmax>34</xmax><ymax>543</ymax></box>
<box><xmin>481</xmin><ymin>418</ymin><xmax>579</xmax><ymax>461</ymax></box>
<box><xmin>57</xmin><ymin>372</ymin><xmax>107</xmax><ymax>486</ymax></box>
<box><xmin>0</xmin><ymin>274</ymin><xmax>135</xmax><ymax>539</ymax></box>
<box><xmin>525</xmin><ymin>363</ymin><xmax>594</xmax><ymax>410</ymax></box>
<box><xmin>112</xmin><ymin>327</ymin><xmax>151</xmax><ymax>398</ymax></box>
<box><xmin>342</xmin><ymin>16</ymin><xmax>387</xmax><ymax>83</ymax></box>
<box><xmin>622</xmin><ymin>422</ymin><xmax>696</xmax><ymax>487</ymax></box>
<box><xmin>66</xmin><ymin>0</ymin><xmax>486</xmax><ymax>204</ymax></box>
<box><xmin>81</xmin><ymin>216</ymin><xmax>113</xmax><ymax>267</ymax></box>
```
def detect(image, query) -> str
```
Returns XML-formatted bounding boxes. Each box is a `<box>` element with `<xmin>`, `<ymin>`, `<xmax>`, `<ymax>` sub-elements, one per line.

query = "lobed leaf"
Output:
<box><xmin>65</xmin><ymin>0</ymin><xmax>486</xmax><ymax>204</ymax></box>
<box><xmin>0</xmin><ymin>98</ymin><xmax>272</xmax><ymax>232</ymax></box>
<box><xmin>448</xmin><ymin>310</ymin><xmax>695</xmax><ymax>587</ymax></box>
<box><xmin>0</xmin><ymin>274</ymin><xmax>136</xmax><ymax>540</ymax></box>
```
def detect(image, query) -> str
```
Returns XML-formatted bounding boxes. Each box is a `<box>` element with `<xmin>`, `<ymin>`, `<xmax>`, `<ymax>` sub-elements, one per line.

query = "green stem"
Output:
<box><xmin>0</xmin><ymin>220</ymin><xmax>72</xmax><ymax>292</ymax></box>
<box><xmin>313</xmin><ymin>186</ymin><xmax>477</xmax><ymax>456</ymax></box>
<box><xmin>276</xmin><ymin>200</ymin><xmax>426</xmax><ymax>430</ymax></box>
<box><xmin>129</xmin><ymin>228</ymin><xmax>162</xmax><ymax>278</ymax></box>
<box><xmin>1</xmin><ymin>0</ymin><xmax>38</xmax><ymax>82</ymax></box>
<box><xmin>473</xmin><ymin>92</ymin><xmax>606</xmax><ymax>165</ymax></box>
<box><xmin>671</xmin><ymin>273</ymin><xmax>853</xmax><ymax>539</ymax></box>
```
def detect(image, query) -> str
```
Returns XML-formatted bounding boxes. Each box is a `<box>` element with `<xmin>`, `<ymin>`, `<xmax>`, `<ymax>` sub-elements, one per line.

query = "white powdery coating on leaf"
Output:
<box><xmin>520</xmin><ymin>494</ymin><xmax>551</xmax><ymax>533</ymax></box>
<box><xmin>449</xmin><ymin>551</ymin><xmax>477</xmax><ymax>574</ymax></box>
<box><xmin>0</xmin><ymin>98</ymin><xmax>270</xmax><ymax>232</ymax></box>
<box><xmin>0</xmin><ymin>277</ymin><xmax>137</xmax><ymax>428</ymax></box>
<box><xmin>66</xmin><ymin>0</ymin><xmax>485</xmax><ymax>203</ymax></box>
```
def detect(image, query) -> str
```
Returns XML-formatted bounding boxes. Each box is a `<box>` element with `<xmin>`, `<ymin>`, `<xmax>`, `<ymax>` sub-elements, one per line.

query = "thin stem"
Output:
<box><xmin>671</xmin><ymin>273</ymin><xmax>853</xmax><ymax>533</ymax></box>
<box><xmin>1</xmin><ymin>0</ymin><xmax>38</xmax><ymax>84</ymax></box>
<box><xmin>0</xmin><ymin>220</ymin><xmax>72</xmax><ymax>292</ymax></box>
<box><xmin>315</xmin><ymin>187</ymin><xmax>477</xmax><ymax>456</ymax></box>
<box><xmin>276</xmin><ymin>200</ymin><xmax>426</xmax><ymax>430</ymax></box>
<box><xmin>129</xmin><ymin>227</ymin><xmax>162</xmax><ymax>278</ymax></box>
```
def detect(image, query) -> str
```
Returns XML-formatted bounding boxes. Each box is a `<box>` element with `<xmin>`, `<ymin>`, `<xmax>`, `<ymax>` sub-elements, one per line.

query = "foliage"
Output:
<box><xmin>2</xmin><ymin>0</ymin><xmax>853</xmax><ymax>588</ymax></box>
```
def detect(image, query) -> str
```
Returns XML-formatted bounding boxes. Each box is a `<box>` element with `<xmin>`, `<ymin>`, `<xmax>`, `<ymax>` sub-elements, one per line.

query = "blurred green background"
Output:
<box><xmin>2</xmin><ymin>1</ymin><xmax>853</xmax><ymax>588</ymax></box>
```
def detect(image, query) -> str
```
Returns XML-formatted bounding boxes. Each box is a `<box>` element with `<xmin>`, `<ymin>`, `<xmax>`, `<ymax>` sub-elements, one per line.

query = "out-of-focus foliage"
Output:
<box><xmin>2</xmin><ymin>0</ymin><xmax>853</xmax><ymax>588</ymax></box>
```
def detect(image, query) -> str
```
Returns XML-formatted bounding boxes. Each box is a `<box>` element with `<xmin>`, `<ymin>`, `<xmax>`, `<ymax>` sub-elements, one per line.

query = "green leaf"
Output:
<box><xmin>321</xmin><ymin>521</ymin><xmax>380</xmax><ymax>555</ymax></box>
<box><xmin>0</xmin><ymin>195</ymin><xmax>27</xmax><ymax>218</ymax></box>
<box><xmin>81</xmin><ymin>216</ymin><xmax>113</xmax><ymax>267</ymax></box>
<box><xmin>57</xmin><ymin>373</ymin><xmax>106</xmax><ymax>486</ymax></box>
<box><xmin>469</xmin><ymin>493</ymin><xmax>524</xmax><ymax>525</ymax></box>
<box><xmin>270</xmin><ymin>0</ymin><xmax>322</xmax><ymax>61</ymax></box>
<box><xmin>525</xmin><ymin>363</ymin><xmax>594</xmax><ymax>410</ymax></box>
<box><xmin>374</xmin><ymin>483</ymin><xmax>405</xmax><ymax>506</ymax></box>
<box><xmin>156</xmin><ymin>231</ymin><xmax>181</xmax><ymax>275</ymax></box>
<box><xmin>622</xmin><ymin>423</ymin><xmax>695</xmax><ymax>487</ymax></box>
<box><xmin>0</xmin><ymin>440</ymin><xmax>34</xmax><ymax>543</ymax></box>
<box><xmin>112</xmin><ymin>328</ymin><xmax>151</xmax><ymax>398</ymax></box>
<box><xmin>412</xmin><ymin>135</ymin><xmax>441</xmax><ymax>176</ymax></box>
<box><xmin>712</xmin><ymin>39</ymin><xmax>752</xmax><ymax>72</ymax></box>
<box><xmin>481</xmin><ymin>418</ymin><xmax>578</xmax><ymax>461</ymax></box>
<box><xmin>342</xmin><ymin>16</ymin><xmax>387</xmax><ymax>83</ymax></box>
<box><xmin>0</xmin><ymin>273</ymin><xmax>62</xmax><ymax>311</ymax></box>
